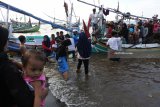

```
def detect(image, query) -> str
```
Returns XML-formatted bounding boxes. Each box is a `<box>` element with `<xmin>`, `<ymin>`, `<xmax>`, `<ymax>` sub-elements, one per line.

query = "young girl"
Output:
<box><xmin>22</xmin><ymin>50</ymin><xmax>48</xmax><ymax>107</ymax></box>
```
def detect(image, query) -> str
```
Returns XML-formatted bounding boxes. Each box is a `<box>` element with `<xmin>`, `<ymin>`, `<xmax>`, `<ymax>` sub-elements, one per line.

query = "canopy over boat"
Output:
<box><xmin>0</xmin><ymin>1</ymin><xmax>72</xmax><ymax>32</ymax></box>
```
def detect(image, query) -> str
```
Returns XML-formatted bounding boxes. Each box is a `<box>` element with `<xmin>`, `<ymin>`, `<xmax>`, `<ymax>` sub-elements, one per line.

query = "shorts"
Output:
<box><xmin>91</xmin><ymin>23</ymin><xmax>98</xmax><ymax>30</ymax></box>
<box><xmin>58</xmin><ymin>57</ymin><xmax>69</xmax><ymax>73</ymax></box>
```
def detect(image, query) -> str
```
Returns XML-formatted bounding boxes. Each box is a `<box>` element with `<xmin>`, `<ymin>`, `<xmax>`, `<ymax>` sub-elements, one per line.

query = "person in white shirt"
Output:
<box><xmin>65</xmin><ymin>34</ymin><xmax>76</xmax><ymax>59</ymax></box>
<box><xmin>89</xmin><ymin>8</ymin><xmax>99</xmax><ymax>32</ymax></box>
<box><xmin>106</xmin><ymin>31</ymin><xmax>122</xmax><ymax>61</ymax></box>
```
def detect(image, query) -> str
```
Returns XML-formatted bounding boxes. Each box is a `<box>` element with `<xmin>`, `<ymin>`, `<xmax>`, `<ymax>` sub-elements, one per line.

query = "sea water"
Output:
<box><xmin>45</xmin><ymin>54</ymin><xmax>160</xmax><ymax>107</ymax></box>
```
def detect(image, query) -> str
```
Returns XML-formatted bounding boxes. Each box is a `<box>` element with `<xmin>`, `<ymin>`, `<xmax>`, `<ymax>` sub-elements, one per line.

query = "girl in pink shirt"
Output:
<box><xmin>22</xmin><ymin>50</ymin><xmax>48</xmax><ymax>107</ymax></box>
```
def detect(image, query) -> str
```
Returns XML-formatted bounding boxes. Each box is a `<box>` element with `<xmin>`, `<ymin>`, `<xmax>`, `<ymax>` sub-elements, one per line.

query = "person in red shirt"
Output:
<box><xmin>50</xmin><ymin>34</ymin><xmax>56</xmax><ymax>45</ymax></box>
<box><xmin>42</xmin><ymin>35</ymin><xmax>52</xmax><ymax>57</ymax></box>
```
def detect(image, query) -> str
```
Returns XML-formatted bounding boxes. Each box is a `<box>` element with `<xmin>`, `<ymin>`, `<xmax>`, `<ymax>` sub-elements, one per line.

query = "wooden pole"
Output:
<box><xmin>77</xmin><ymin>0</ymin><xmax>153</xmax><ymax>20</ymax></box>
<box><xmin>6</xmin><ymin>5</ymin><xmax>9</xmax><ymax>28</ymax></box>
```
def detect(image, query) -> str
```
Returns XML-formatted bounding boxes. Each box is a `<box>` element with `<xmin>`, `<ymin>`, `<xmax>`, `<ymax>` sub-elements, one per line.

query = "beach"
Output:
<box><xmin>42</xmin><ymin>53</ymin><xmax>160</xmax><ymax>107</ymax></box>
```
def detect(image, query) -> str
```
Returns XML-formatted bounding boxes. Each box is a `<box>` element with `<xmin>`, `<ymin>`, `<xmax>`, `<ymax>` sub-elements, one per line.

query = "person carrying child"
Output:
<box><xmin>56</xmin><ymin>39</ymin><xmax>71</xmax><ymax>81</ymax></box>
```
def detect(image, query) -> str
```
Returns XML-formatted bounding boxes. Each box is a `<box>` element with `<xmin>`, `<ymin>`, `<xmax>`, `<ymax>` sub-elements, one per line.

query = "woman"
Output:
<box><xmin>42</xmin><ymin>35</ymin><xmax>52</xmax><ymax>57</ymax></box>
<box><xmin>76</xmin><ymin>32</ymin><xmax>91</xmax><ymax>76</ymax></box>
<box><xmin>0</xmin><ymin>26</ymin><xmax>35</xmax><ymax>107</ymax></box>
<box><xmin>120</xmin><ymin>23</ymin><xmax>129</xmax><ymax>44</ymax></box>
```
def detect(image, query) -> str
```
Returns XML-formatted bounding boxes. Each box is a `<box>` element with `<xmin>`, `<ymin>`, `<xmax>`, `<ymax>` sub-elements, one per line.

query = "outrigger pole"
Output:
<box><xmin>77</xmin><ymin>0</ymin><xmax>155</xmax><ymax>20</ymax></box>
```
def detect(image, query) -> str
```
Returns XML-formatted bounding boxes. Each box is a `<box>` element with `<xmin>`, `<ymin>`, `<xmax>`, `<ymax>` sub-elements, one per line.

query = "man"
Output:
<box><xmin>72</xmin><ymin>29</ymin><xmax>79</xmax><ymax>46</ymax></box>
<box><xmin>89</xmin><ymin>8</ymin><xmax>99</xmax><ymax>32</ymax></box>
<box><xmin>55</xmin><ymin>31</ymin><xmax>65</xmax><ymax>47</ymax></box>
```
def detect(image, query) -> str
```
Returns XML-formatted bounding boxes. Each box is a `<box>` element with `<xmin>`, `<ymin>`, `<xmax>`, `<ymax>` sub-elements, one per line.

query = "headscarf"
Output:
<box><xmin>77</xmin><ymin>32</ymin><xmax>91</xmax><ymax>58</ymax></box>
<box><xmin>43</xmin><ymin>35</ymin><xmax>51</xmax><ymax>48</ymax></box>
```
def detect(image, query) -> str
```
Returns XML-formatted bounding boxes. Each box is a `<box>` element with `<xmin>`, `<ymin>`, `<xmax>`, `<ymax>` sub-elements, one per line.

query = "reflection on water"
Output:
<box><xmin>46</xmin><ymin>53</ymin><xmax>160</xmax><ymax>107</ymax></box>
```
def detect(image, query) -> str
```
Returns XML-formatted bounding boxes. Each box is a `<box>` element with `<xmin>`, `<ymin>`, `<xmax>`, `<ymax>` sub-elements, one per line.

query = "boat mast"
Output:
<box><xmin>6</xmin><ymin>5</ymin><xmax>9</xmax><ymax>28</ymax></box>
<box><xmin>0</xmin><ymin>8</ymin><xmax>5</xmax><ymax>22</ymax></box>
<box><xmin>68</xmin><ymin>3</ymin><xmax>73</xmax><ymax>30</ymax></box>
<box><xmin>68</xmin><ymin>0</ymin><xmax>77</xmax><ymax>22</ymax></box>
<box><xmin>115</xmin><ymin>1</ymin><xmax>119</xmax><ymax>22</ymax></box>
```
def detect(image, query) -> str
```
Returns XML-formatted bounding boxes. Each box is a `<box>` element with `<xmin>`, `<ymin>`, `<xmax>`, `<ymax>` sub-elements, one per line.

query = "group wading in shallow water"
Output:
<box><xmin>0</xmin><ymin>27</ymin><xmax>91</xmax><ymax>107</ymax></box>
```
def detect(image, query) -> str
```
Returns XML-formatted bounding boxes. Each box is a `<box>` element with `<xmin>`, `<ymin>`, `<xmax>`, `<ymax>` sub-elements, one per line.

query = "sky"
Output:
<box><xmin>0</xmin><ymin>0</ymin><xmax>160</xmax><ymax>23</ymax></box>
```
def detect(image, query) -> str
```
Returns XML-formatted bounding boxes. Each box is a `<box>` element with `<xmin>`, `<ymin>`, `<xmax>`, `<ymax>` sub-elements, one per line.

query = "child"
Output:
<box><xmin>18</xmin><ymin>35</ymin><xmax>27</xmax><ymax>56</ymax></box>
<box><xmin>106</xmin><ymin>31</ymin><xmax>121</xmax><ymax>61</ymax></box>
<box><xmin>50</xmin><ymin>34</ymin><xmax>57</xmax><ymax>59</ymax></box>
<box><xmin>56</xmin><ymin>39</ymin><xmax>71</xmax><ymax>80</ymax></box>
<box><xmin>22</xmin><ymin>50</ymin><xmax>48</xmax><ymax>107</ymax></box>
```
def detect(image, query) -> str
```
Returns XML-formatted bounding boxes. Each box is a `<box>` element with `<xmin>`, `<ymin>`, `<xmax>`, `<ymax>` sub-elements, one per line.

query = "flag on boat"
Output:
<box><xmin>83</xmin><ymin>20</ymin><xmax>90</xmax><ymax>38</ymax></box>
<box><xmin>87</xmin><ymin>17</ymin><xmax>91</xmax><ymax>30</ymax></box>
<box><xmin>64</xmin><ymin>1</ymin><xmax>68</xmax><ymax>17</ymax></box>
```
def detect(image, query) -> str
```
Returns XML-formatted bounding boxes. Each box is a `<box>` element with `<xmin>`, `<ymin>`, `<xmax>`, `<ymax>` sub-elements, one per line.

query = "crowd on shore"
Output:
<box><xmin>89</xmin><ymin>8</ymin><xmax>160</xmax><ymax>44</ymax></box>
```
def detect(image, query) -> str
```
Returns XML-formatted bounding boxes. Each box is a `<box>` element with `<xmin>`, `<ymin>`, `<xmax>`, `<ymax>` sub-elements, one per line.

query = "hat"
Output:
<box><xmin>73</xmin><ymin>29</ymin><xmax>78</xmax><ymax>32</ymax></box>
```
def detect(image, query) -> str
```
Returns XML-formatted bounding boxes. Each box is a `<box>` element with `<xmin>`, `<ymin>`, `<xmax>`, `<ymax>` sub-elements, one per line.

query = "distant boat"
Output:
<box><xmin>11</xmin><ymin>19</ymin><xmax>40</xmax><ymax>33</ymax></box>
<box><xmin>8</xmin><ymin>36</ymin><xmax>43</xmax><ymax>52</ymax></box>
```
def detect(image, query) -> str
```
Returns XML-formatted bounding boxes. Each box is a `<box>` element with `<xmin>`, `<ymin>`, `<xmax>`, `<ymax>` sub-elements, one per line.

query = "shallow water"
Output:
<box><xmin>45</xmin><ymin>54</ymin><xmax>160</xmax><ymax>107</ymax></box>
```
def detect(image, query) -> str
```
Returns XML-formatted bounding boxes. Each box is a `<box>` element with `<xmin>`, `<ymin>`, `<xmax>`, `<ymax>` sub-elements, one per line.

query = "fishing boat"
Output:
<box><xmin>11</xmin><ymin>19</ymin><xmax>40</xmax><ymax>33</ymax></box>
<box><xmin>0</xmin><ymin>1</ymin><xmax>72</xmax><ymax>52</ymax></box>
<box><xmin>13</xmin><ymin>24</ymin><xmax>40</xmax><ymax>33</ymax></box>
<box><xmin>8</xmin><ymin>36</ymin><xmax>43</xmax><ymax>52</ymax></box>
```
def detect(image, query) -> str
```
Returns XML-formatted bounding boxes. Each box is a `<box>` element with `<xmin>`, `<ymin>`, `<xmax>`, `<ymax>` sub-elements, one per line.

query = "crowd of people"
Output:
<box><xmin>40</xmin><ymin>30</ymin><xmax>92</xmax><ymax>80</ymax></box>
<box><xmin>0</xmin><ymin>26</ymin><xmax>92</xmax><ymax>107</ymax></box>
<box><xmin>1</xmin><ymin>8</ymin><xmax>160</xmax><ymax>106</ymax></box>
<box><xmin>89</xmin><ymin>8</ymin><xmax>160</xmax><ymax>44</ymax></box>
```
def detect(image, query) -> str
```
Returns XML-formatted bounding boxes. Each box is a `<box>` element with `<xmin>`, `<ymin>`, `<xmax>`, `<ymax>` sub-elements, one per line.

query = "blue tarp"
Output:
<box><xmin>0</xmin><ymin>1</ymin><xmax>72</xmax><ymax>32</ymax></box>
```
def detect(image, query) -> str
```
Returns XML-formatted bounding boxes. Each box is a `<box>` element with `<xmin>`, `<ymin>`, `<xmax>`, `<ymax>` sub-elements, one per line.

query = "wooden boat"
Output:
<box><xmin>13</xmin><ymin>24</ymin><xmax>40</xmax><ymax>33</ymax></box>
<box><xmin>91</xmin><ymin>35</ymin><xmax>160</xmax><ymax>53</ymax></box>
<box><xmin>11</xmin><ymin>20</ymin><xmax>40</xmax><ymax>33</ymax></box>
<box><xmin>8</xmin><ymin>36</ymin><xmax>43</xmax><ymax>52</ymax></box>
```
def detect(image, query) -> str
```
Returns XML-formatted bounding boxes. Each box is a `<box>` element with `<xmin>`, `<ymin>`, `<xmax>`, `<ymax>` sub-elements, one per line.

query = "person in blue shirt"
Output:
<box><xmin>72</xmin><ymin>30</ymin><xmax>79</xmax><ymax>46</ymax></box>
